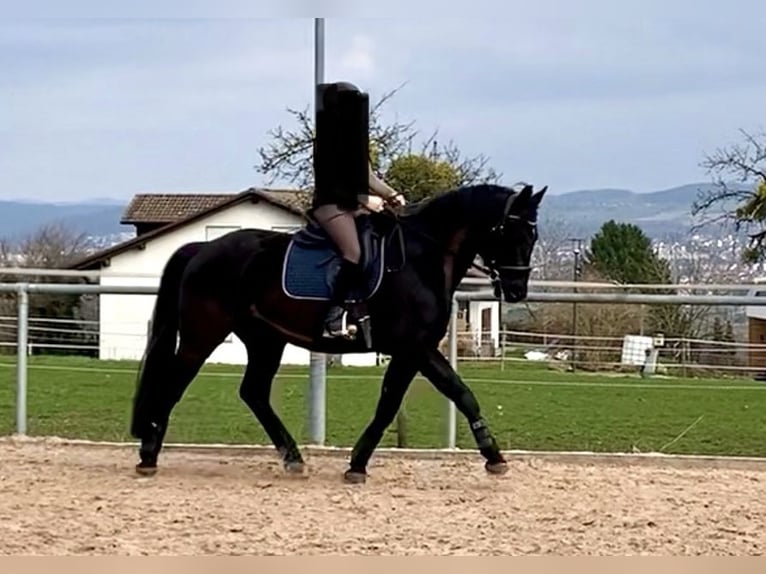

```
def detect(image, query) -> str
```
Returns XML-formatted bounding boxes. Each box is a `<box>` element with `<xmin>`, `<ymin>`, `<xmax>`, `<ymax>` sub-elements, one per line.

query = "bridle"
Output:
<box><xmin>474</xmin><ymin>189</ymin><xmax>538</xmax><ymax>296</ymax></box>
<box><xmin>377</xmin><ymin>185</ymin><xmax>538</xmax><ymax>294</ymax></box>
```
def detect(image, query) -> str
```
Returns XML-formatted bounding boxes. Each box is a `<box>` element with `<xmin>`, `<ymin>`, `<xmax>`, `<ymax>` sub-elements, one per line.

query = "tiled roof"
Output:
<box><xmin>121</xmin><ymin>193</ymin><xmax>242</xmax><ymax>224</ymax></box>
<box><xmin>71</xmin><ymin>188</ymin><xmax>312</xmax><ymax>270</ymax></box>
<box><xmin>256</xmin><ymin>189</ymin><xmax>313</xmax><ymax>214</ymax></box>
<box><xmin>120</xmin><ymin>189</ymin><xmax>313</xmax><ymax>224</ymax></box>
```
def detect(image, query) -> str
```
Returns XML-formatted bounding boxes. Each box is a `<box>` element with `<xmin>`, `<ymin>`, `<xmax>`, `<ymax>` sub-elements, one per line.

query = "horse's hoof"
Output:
<box><xmin>343</xmin><ymin>469</ymin><xmax>367</xmax><ymax>484</ymax></box>
<box><xmin>135</xmin><ymin>462</ymin><xmax>158</xmax><ymax>477</ymax></box>
<box><xmin>284</xmin><ymin>460</ymin><xmax>306</xmax><ymax>475</ymax></box>
<box><xmin>485</xmin><ymin>460</ymin><xmax>509</xmax><ymax>475</ymax></box>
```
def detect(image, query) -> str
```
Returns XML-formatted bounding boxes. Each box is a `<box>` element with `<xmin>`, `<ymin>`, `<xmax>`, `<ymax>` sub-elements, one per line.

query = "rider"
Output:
<box><xmin>312</xmin><ymin>81</ymin><xmax>406</xmax><ymax>339</ymax></box>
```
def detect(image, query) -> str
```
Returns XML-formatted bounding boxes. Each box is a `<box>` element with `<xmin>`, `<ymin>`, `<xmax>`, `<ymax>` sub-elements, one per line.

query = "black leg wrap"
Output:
<box><xmin>470</xmin><ymin>419</ymin><xmax>494</xmax><ymax>449</ymax></box>
<box><xmin>472</xmin><ymin>418</ymin><xmax>505</xmax><ymax>465</ymax></box>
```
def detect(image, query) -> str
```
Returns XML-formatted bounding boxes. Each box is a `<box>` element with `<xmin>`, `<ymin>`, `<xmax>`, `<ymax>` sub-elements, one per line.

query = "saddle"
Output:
<box><xmin>281</xmin><ymin>211</ymin><xmax>405</xmax><ymax>303</ymax></box>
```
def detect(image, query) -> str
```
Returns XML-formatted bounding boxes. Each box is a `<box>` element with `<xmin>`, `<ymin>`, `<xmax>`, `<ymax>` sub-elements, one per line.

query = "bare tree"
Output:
<box><xmin>515</xmin><ymin>265</ymin><xmax>644</xmax><ymax>369</ymax></box>
<box><xmin>531</xmin><ymin>216</ymin><xmax>576</xmax><ymax>281</ymax></box>
<box><xmin>0</xmin><ymin>222</ymin><xmax>96</xmax><ymax>356</ymax></box>
<box><xmin>255</xmin><ymin>85</ymin><xmax>500</xmax><ymax>191</ymax></box>
<box><xmin>15</xmin><ymin>222</ymin><xmax>90</xmax><ymax>269</ymax></box>
<box><xmin>692</xmin><ymin>128</ymin><xmax>766</xmax><ymax>262</ymax></box>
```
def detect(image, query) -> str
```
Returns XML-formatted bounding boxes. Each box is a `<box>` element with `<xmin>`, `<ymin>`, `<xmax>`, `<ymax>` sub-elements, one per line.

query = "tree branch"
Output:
<box><xmin>253</xmin><ymin>83</ymin><xmax>500</xmax><ymax>194</ymax></box>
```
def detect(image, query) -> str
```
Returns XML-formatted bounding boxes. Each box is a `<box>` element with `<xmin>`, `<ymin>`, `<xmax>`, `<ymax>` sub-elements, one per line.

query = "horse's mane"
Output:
<box><xmin>399</xmin><ymin>183</ymin><xmax>514</xmax><ymax>227</ymax></box>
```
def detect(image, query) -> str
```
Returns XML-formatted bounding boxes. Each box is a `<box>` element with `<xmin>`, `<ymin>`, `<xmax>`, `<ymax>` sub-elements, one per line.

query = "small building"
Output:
<box><xmin>454</xmin><ymin>268</ymin><xmax>501</xmax><ymax>357</ymax></box>
<box><xmin>72</xmin><ymin>188</ymin><xmax>379</xmax><ymax>366</ymax></box>
<box><xmin>745</xmin><ymin>277</ymin><xmax>766</xmax><ymax>370</ymax></box>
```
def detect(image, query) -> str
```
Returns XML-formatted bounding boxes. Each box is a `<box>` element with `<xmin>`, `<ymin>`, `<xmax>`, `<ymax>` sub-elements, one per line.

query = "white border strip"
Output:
<box><xmin>3</xmin><ymin>435</ymin><xmax>766</xmax><ymax>472</ymax></box>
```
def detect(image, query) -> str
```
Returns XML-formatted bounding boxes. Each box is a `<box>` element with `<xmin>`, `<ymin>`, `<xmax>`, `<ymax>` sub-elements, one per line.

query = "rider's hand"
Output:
<box><xmin>389</xmin><ymin>193</ymin><xmax>406</xmax><ymax>207</ymax></box>
<box><xmin>364</xmin><ymin>195</ymin><xmax>385</xmax><ymax>212</ymax></box>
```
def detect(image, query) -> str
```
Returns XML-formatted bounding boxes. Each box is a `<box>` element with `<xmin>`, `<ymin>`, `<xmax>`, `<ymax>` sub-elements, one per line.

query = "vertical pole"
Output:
<box><xmin>447</xmin><ymin>295</ymin><xmax>458</xmax><ymax>449</ymax></box>
<box><xmin>499</xmin><ymin>297</ymin><xmax>505</xmax><ymax>371</ymax></box>
<box><xmin>314</xmin><ymin>18</ymin><xmax>325</xmax><ymax>86</ymax></box>
<box><xmin>570</xmin><ymin>238</ymin><xmax>582</xmax><ymax>372</ymax></box>
<box><xmin>16</xmin><ymin>284</ymin><xmax>29</xmax><ymax>436</ymax></box>
<box><xmin>308</xmin><ymin>17</ymin><xmax>327</xmax><ymax>445</ymax></box>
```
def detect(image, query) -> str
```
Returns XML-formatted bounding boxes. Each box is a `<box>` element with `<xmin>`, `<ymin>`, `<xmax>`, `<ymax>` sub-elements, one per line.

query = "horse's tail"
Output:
<box><xmin>130</xmin><ymin>242</ymin><xmax>203</xmax><ymax>438</ymax></box>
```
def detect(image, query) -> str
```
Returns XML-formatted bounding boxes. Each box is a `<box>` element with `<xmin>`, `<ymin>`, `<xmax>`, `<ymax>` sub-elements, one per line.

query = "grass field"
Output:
<box><xmin>1</xmin><ymin>355</ymin><xmax>765</xmax><ymax>457</ymax></box>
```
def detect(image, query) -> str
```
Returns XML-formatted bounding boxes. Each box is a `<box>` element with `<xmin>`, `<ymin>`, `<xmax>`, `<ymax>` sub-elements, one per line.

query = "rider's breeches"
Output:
<box><xmin>313</xmin><ymin>204</ymin><xmax>362</xmax><ymax>264</ymax></box>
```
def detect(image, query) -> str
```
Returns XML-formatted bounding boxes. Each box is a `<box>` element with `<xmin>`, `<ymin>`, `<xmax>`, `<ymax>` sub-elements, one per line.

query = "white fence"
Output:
<box><xmin>488</xmin><ymin>330</ymin><xmax>765</xmax><ymax>374</ymax></box>
<box><xmin>3</xmin><ymin>275</ymin><xmax>766</xmax><ymax>449</ymax></box>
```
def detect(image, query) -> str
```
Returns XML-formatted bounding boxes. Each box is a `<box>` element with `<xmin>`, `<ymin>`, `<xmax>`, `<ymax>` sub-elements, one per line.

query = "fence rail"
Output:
<box><xmin>3</xmin><ymin>321</ymin><xmax>762</xmax><ymax>375</ymax></box>
<box><xmin>3</xmin><ymin>280</ymin><xmax>766</xmax><ymax>446</ymax></box>
<box><xmin>456</xmin><ymin>289</ymin><xmax>766</xmax><ymax>305</ymax></box>
<box><xmin>4</xmin><ymin>267</ymin><xmax>766</xmax><ymax>292</ymax></box>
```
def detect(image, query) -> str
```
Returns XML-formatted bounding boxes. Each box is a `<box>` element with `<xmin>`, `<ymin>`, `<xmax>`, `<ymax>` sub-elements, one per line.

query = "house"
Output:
<box><xmin>72</xmin><ymin>188</ymin><xmax>502</xmax><ymax>367</ymax></box>
<box><xmin>72</xmin><ymin>188</ymin><xmax>379</xmax><ymax>367</ymax></box>
<box><xmin>745</xmin><ymin>277</ymin><xmax>766</xmax><ymax>370</ymax></box>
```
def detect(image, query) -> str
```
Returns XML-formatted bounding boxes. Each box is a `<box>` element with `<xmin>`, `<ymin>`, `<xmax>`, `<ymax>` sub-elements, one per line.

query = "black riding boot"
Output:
<box><xmin>323</xmin><ymin>258</ymin><xmax>364</xmax><ymax>339</ymax></box>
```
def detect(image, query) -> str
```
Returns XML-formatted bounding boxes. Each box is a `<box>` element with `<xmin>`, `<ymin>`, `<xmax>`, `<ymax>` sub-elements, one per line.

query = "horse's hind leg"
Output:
<box><xmin>135</xmin><ymin>301</ymin><xmax>231</xmax><ymax>475</ymax></box>
<box><xmin>236</xmin><ymin>323</ymin><xmax>305</xmax><ymax>474</ymax></box>
<box><xmin>135</xmin><ymin>341</ymin><xmax>211</xmax><ymax>475</ymax></box>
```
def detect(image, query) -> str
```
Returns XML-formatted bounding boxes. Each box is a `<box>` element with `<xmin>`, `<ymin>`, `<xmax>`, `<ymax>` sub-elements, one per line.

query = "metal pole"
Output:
<box><xmin>308</xmin><ymin>17</ymin><xmax>327</xmax><ymax>445</ymax></box>
<box><xmin>447</xmin><ymin>295</ymin><xmax>458</xmax><ymax>449</ymax></box>
<box><xmin>455</xmin><ymin>291</ymin><xmax>766</xmax><ymax>306</ymax></box>
<box><xmin>499</xmin><ymin>297</ymin><xmax>506</xmax><ymax>371</ymax></box>
<box><xmin>16</xmin><ymin>284</ymin><xmax>29</xmax><ymax>435</ymax></box>
<box><xmin>570</xmin><ymin>238</ymin><xmax>582</xmax><ymax>372</ymax></box>
<box><xmin>0</xmin><ymin>282</ymin><xmax>764</xmax><ymax>305</ymax></box>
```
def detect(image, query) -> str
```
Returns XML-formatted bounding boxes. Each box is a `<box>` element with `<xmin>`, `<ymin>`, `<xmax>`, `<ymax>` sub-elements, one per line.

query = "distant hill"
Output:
<box><xmin>0</xmin><ymin>199</ymin><xmax>131</xmax><ymax>241</ymax></box>
<box><xmin>539</xmin><ymin>182</ymin><xmax>728</xmax><ymax>239</ymax></box>
<box><xmin>0</xmin><ymin>182</ymin><xmax>740</xmax><ymax>244</ymax></box>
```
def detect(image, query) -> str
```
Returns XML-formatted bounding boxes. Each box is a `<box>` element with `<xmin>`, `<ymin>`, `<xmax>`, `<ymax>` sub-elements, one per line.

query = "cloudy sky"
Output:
<box><xmin>2</xmin><ymin>1</ymin><xmax>765</xmax><ymax>202</ymax></box>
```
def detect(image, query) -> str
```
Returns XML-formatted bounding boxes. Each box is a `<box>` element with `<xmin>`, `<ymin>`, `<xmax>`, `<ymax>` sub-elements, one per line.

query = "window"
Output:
<box><xmin>205</xmin><ymin>225</ymin><xmax>240</xmax><ymax>241</ymax></box>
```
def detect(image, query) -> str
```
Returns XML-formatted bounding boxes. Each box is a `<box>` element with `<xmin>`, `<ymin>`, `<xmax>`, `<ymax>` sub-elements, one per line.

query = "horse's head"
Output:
<box><xmin>477</xmin><ymin>183</ymin><xmax>547</xmax><ymax>303</ymax></box>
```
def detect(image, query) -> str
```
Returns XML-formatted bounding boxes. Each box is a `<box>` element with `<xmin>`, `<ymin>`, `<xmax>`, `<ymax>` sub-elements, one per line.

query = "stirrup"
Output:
<box><xmin>322</xmin><ymin>308</ymin><xmax>358</xmax><ymax>340</ymax></box>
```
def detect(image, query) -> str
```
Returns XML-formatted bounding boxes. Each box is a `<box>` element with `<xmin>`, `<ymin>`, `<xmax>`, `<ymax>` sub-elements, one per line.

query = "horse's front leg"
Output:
<box><xmin>418</xmin><ymin>348</ymin><xmax>508</xmax><ymax>475</ymax></box>
<box><xmin>344</xmin><ymin>353</ymin><xmax>420</xmax><ymax>484</ymax></box>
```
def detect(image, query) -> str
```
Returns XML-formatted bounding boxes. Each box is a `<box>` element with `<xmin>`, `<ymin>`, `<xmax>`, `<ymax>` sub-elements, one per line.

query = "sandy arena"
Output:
<box><xmin>0</xmin><ymin>437</ymin><xmax>764</xmax><ymax>555</ymax></box>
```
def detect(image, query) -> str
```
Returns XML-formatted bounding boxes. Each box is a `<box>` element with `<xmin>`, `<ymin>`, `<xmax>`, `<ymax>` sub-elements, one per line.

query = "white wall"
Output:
<box><xmin>96</xmin><ymin>200</ymin><xmax>379</xmax><ymax>366</ymax></box>
<box><xmin>746</xmin><ymin>286</ymin><xmax>766</xmax><ymax>321</ymax></box>
<box><xmin>467</xmin><ymin>300</ymin><xmax>500</xmax><ymax>355</ymax></box>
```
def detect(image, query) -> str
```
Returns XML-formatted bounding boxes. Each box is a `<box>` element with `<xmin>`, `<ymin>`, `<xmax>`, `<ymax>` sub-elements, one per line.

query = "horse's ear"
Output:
<box><xmin>517</xmin><ymin>184</ymin><xmax>533</xmax><ymax>203</ymax></box>
<box><xmin>531</xmin><ymin>185</ymin><xmax>548</xmax><ymax>207</ymax></box>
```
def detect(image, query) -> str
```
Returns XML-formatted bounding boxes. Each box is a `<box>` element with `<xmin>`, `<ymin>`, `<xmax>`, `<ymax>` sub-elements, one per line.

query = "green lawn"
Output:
<box><xmin>0</xmin><ymin>355</ymin><xmax>765</xmax><ymax>457</ymax></box>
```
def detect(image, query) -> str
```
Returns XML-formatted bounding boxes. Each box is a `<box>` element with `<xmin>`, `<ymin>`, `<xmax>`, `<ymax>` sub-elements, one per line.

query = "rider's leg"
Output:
<box><xmin>313</xmin><ymin>204</ymin><xmax>364</xmax><ymax>337</ymax></box>
<box><xmin>313</xmin><ymin>204</ymin><xmax>362</xmax><ymax>263</ymax></box>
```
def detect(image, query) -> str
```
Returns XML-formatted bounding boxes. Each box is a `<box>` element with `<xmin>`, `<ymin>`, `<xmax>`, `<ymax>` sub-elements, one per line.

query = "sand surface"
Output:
<box><xmin>0</xmin><ymin>438</ymin><xmax>764</xmax><ymax>555</ymax></box>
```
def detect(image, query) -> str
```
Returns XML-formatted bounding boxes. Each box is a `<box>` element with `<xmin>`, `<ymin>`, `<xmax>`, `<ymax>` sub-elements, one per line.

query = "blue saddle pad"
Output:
<box><xmin>281</xmin><ymin>219</ymin><xmax>386</xmax><ymax>302</ymax></box>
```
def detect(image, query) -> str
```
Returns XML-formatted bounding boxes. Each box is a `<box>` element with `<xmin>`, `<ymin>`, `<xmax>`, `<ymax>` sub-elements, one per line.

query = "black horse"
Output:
<box><xmin>130</xmin><ymin>182</ymin><xmax>547</xmax><ymax>483</ymax></box>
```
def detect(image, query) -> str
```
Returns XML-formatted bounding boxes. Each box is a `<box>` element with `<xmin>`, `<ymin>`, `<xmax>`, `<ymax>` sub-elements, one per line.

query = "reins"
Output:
<box><xmin>378</xmin><ymin>191</ymin><xmax>536</xmax><ymax>282</ymax></box>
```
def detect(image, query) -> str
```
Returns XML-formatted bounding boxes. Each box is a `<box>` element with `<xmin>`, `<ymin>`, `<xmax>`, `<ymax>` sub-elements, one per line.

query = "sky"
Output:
<box><xmin>2</xmin><ymin>1</ymin><xmax>766</xmax><ymax>203</ymax></box>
